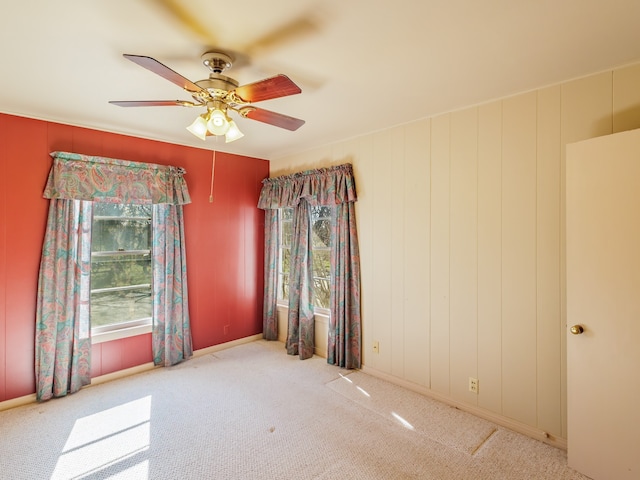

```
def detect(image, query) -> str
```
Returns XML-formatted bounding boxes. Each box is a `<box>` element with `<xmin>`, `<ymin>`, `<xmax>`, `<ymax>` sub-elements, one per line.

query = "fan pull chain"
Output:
<box><xmin>209</xmin><ymin>150</ymin><xmax>216</xmax><ymax>203</ymax></box>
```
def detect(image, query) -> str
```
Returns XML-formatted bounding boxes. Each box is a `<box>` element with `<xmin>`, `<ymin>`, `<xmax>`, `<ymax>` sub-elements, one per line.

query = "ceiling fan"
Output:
<box><xmin>109</xmin><ymin>51</ymin><xmax>305</xmax><ymax>143</ymax></box>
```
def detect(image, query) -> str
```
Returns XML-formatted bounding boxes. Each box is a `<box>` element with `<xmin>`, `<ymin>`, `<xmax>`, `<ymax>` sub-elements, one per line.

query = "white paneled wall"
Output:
<box><xmin>429</xmin><ymin>115</ymin><xmax>450</xmax><ymax>395</ymax></box>
<box><xmin>501</xmin><ymin>92</ymin><xmax>538</xmax><ymax>427</ymax></box>
<box><xmin>477</xmin><ymin>101</ymin><xmax>502</xmax><ymax>415</ymax></box>
<box><xmin>536</xmin><ymin>85</ymin><xmax>562</xmax><ymax>437</ymax></box>
<box><xmin>402</xmin><ymin>120</ymin><xmax>430</xmax><ymax>387</ymax></box>
<box><xmin>449</xmin><ymin>108</ymin><xmax>478</xmax><ymax>406</ymax></box>
<box><xmin>271</xmin><ymin>62</ymin><xmax>640</xmax><ymax>444</ymax></box>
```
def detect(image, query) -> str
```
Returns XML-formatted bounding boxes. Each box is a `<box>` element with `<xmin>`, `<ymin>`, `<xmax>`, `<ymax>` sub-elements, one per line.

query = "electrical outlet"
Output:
<box><xmin>469</xmin><ymin>377</ymin><xmax>479</xmax><ymax>394</ymax></box>
<box><xmin>372</xmin><ymin>341</ymin><xmax>380</xmax><ymax>353</ymax></box>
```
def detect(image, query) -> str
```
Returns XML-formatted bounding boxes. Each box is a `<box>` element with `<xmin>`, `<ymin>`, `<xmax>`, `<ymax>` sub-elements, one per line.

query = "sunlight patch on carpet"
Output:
<box><xmin>51</xmin><ymin>396</ymin><xmax>152</xmax><ymax>479</ymax></box>
<box><xmin>327</xmin><ymin>372</ymin><xmax>496</xmax><ymax>455</ymax></box>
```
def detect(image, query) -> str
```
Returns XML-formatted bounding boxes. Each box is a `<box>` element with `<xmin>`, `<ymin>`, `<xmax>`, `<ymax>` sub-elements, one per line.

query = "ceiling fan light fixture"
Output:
<box><xmin>186</xmin><ymin>115</ymin><xmax>208</xmax><ymax>140</ymax></box>
<box><xmin>225</xmin><ymin>120</ymin><xmax>244</xmax><ymax>143</ymax></box>
<box><xmin>207</xmin><ymin>108</ymin><xmax>230</xmax><ymax>135</ymax></box>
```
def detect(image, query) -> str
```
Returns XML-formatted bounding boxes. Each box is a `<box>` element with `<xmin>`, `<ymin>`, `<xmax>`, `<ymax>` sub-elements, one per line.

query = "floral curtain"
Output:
<box><xmin>286</xmin><ymin>200</ymin><xmax>314</xmax><ymax>358</ymax></box>
<box><xmin>35</xmin><ymin>200</ymin><xmax>93</xmax><ymax>401</ymax></box>
<box><xmin>35</xmin><ymin>152</ymin><xmax>192</xmax><ymax>400</ymax></box>
<box><xmin>43</xmin><ymin>151</ymin><xmax>190</xmax><ymax>205</ymax></box>
<box><xmin>328</xmin><ymin>201</ymin><xmax>361</xmax><ymax>368</ymax></box>
<box><xmin>258</xmin><ymin>163</ymin><xmax>361</xmax><ymax>367</ymax></box>
<box><xmin>262</xmin><ymin>210</ymin><xmax>280</xmax><ymax>340</ymax></box>
<box><xmin>152</xmin><ymin>203</ymin><xmax>192</xmax><ymax>366</ymax></box>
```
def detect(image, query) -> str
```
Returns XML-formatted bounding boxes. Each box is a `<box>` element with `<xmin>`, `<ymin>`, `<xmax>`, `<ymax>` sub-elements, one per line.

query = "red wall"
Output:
<box><xmin>0</xmin><ymin>113</ymin><xmax>269</xmax><ymax>402</ymax></box>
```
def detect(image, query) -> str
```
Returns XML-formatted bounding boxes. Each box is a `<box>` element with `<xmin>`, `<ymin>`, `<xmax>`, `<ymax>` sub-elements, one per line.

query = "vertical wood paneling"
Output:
<box><xmin>613</xmin><ymin>63</ymin><xmax>640</xmax><ymax>133</ymax></box>
<box><xmin>91</xmin><ymin>343</ymin><xmax>103</xmax><ymax>377</ymax></box>
<box><xmin>100</xmin><ymin>340</ymin><xmax>123</xmax><ymax>375</ymax></box>
<box><xmin>430</xmin><ymin>114</ymin><xmax>451</xmax><ymax>394</ymax></box>
<box><xmin>193</xmin><ymin>152</ymin><xmax>267</xmax><ymax>346</ymax></box>
<box><xmin>0</xmin><ymin>114</ymin><xmax>6</xmax><ymax>401</ymax></box>
<box><xmin>242</xmin><ymin>156</ymin><xmax>262</xmax><ymax>337</ymax></box>
<box><xmin>47</xmin><ymin>122</ymin><xmax>75</xmax><ymax>153</ymax></box>
<box><xmin>371</xmin><ymin>131</ymin><xmax>393</xmax><ymax>370</ymax></box>
<box><xmin>449</xmin><ymin>108</ymin><xmax>479</xmax><ymax>404</ymax></box>
<box><xmin>502</xmin><ymin>92</ymin><xmax>538</xmax><ymax>426</ymax></box>
<box><xmin>536</xmin><ymin>85</ymin><xmax>562</xmax><ymax>437</ymax></box>
<box><xmin>239</xmin><ymin>158</ymin><xmax>251</xmax><ymax>335</ymax></box>
<box><xmin>4</xmin><ymin>116</ymin><xmax>49</xmax><ymax>399</ymax></box>
<box><xmin>121</xmin><ymin>334</ymin><xmax>153</xmax><ymax>369</ymax></box>
<box><xmin>561</xmin><ymin>73</ymin><xmax>614</xmax><ymax>146</ymax></box>
<box><xmin>403</xmin><ymin>119</ymin><xmax>431</xmax><ymax>387</ymax></box>
<box><xmin>477</xmin><ymin>101</ymin><xmax>502</xmax><ymax>413</ymax></box>
<box><xmin>227</xmin><ymin>155</ymin><xmax>240</xmax><ymax>340</ymax></box>
<box><xmin>271</xmin><ymin>146</ymin><xmax>332</xmax><ymax>176</ymax></box>
<box><xmin>560</xmin><ymin>72</ymin><xmax>612</xmax><ymax>437</ymax></box>
<box><xmin>391</xmin><ymin>126</ymin><xmax>406</xmax><ymax>378</ymax></box>
<box><xmin>217</xmin><ymin>154</ymin><xmax>237</xmax><ymax>340</ymax></box>
<box><xmin>72</xmin><ymin>126</ymin><xmax>104</xmax><ymax>156</ymax></box>
<box><xmin>185</xmin><ymin>149</ymin><xmax>214</xmax><ymax>349</ymax></box>
<box><xmin>272</xmin><ymin>62</ymin><xmax>635</xmax><ymax>441</ymax></box>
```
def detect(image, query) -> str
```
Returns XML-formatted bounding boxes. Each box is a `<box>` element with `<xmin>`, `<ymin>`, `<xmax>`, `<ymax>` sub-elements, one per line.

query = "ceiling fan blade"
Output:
<box><xmin>123</xmin><ymin>54</ymin><xmax>204</xmax><ymax>94</ymax></box>
<box><xmin>234</xmin><ymin>75</ymin><xmax>301</xmax><ymax>103</ymax></box>
<box><xmin>152</xmin><ymin>0</ymin><xmax>219</xmax><ymax>46</ymax></box>
<box><xmin>109</xmin><ymin>100</ymin><xmax>201</xmax><ymax>107</ymax></box>
<box><xmin>244</xmin><ymin>11</ymin><xmax>321</xmax><ymax>57</ymax></box>
<box><xmin>242</xmin><ymin>107</ymin><xmax>305</xmax><ymax>131</ymax></box>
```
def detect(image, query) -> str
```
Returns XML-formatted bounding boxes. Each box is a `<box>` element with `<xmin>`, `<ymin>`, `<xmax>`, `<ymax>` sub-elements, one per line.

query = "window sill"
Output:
<box><xmin>92</xmin><ymin>323</ymin><xmax>152</xmax><ymax>344</ymax></box>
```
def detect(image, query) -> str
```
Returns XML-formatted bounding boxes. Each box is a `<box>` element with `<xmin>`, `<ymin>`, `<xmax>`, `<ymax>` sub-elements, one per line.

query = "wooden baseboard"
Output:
<box><xmin>0</xmin><ymin>393</ymin><xmax>38</xmax><ymax>412</ymax></box>
<box><xmin>361</xmin><ymin>365</ymin><xmax>567</xmax><ymax>451</ymax></box>
<box><xmin>192</xmin><ymin>333</ymin><xmax>263</xmax><ymax>357</ymax></box>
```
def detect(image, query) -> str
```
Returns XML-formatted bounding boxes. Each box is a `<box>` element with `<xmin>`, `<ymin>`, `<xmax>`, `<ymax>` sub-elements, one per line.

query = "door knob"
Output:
<box><xmin>570</xmin><ymin>325</ymin><xmax>584</xmax><ymax>335</ymax></box>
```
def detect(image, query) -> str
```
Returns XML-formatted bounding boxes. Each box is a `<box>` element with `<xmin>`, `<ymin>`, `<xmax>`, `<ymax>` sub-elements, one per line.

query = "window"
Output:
<box><xmin>278</xmin><ymin>206</ymin><xmax>332</xmax><ymax>310</ymax></box>
<box><xmin>90</xmin><ymin>203</ymin><xmax>152</xmax><ymax>334</ymax></box>
<box><xmin>278</xmin><ymin>208</ymin><xmax>292</xmax><ymax>303</ymax></box>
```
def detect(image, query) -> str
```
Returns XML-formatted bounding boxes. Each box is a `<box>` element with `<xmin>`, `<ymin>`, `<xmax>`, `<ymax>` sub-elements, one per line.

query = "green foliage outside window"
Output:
<box><xmin>91</xmin><ymin>204</ymin><xmax>152</xmax><ymax>328</ymax></box>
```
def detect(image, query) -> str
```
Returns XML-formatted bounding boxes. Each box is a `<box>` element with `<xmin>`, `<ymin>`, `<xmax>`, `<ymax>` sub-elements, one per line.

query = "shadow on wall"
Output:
<box><xmin>613</xmin><ymin>104</ymin><xmax>640</xmax><ymax>133</ymax></box>
<box><xmin>269</xmin><ymin>156</ymin><xmax>353</xmax><ymax>177</ymax></box>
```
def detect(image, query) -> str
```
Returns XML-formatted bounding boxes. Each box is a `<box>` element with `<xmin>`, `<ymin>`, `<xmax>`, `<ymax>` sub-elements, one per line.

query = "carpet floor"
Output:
<box><xmin>0</xmin><ymin>340</ymin><xmax>589</xmax><ymax>479</ymax></box>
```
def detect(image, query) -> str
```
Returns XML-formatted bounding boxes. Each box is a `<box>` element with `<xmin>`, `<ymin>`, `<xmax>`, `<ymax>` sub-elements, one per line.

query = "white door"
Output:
<box><xmin>566</xmin><ymin>128</ymin><xmax>640</xmax><ymax>480</ymax></box>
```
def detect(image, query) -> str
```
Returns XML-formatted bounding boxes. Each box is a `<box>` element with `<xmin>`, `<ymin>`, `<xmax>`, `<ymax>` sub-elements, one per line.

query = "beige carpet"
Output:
<box><xmin>327</xmin><ymin>372</ymin><xmax>497</xmax><ymax>455</ymax></box>
<box><xmin>0</xmin><ymin>340</ymin><xmax>589</xmax><ymax>480</ymax></box>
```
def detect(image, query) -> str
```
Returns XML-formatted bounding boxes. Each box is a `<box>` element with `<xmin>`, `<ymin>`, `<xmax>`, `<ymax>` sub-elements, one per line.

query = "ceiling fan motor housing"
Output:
<box><xmin>201</xmin><ymin>51</ymin><xmax>233</xmax><ymax>73</ymax></box>
<box><xmin>194</xmin><ymin>73</ymin><xmax>241</xmax><ymax>105</ymax></box>
<box><xmin>196</xmin><ymin>74</ymin><xmax>239</xmax><ymax>92</ymax></box>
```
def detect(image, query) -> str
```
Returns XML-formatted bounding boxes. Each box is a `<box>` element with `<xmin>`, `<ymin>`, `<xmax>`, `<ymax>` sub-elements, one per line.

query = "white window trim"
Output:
<box><xmin>92</xmin><ymin>319</ymin><xmax>152</xmax><ymax>344</ymax></box>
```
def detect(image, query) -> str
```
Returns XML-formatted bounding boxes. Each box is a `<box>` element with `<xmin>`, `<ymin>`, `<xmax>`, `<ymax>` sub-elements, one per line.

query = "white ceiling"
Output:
<box><xmin>2</xmin><ymin>0</ymin><xmax>640</xmax><ymax>160</ymax></box>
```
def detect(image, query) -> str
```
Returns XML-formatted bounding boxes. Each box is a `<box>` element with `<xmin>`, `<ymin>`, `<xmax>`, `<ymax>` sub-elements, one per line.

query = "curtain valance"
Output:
<box><xmin>258</xmin><ymin>163</ymin><xmax>357</xmax><ymax>209</ymax></box>
<box><xmin>43</xmin><ymin>151</ymin><xmax>191</xmax><ymax>205</ymax></box>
